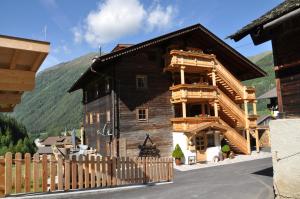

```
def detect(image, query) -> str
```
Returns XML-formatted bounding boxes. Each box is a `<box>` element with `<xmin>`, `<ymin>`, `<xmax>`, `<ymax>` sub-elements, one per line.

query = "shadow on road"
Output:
<box><xmin>252</xmin><ymin>167</ymin><xmax>273</xmax><ymax>177</ymax></box>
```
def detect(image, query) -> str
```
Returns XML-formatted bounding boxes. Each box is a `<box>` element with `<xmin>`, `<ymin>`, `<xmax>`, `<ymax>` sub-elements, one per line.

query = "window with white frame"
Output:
<box><xmin>137</xmin><ymin>108</ymin><xmax>148</xmax><ymax>121</ymax></box>
<box><xmin>136</xmin><ymin>75</ymin><xmax>147</xmax><ymax>89</ymax></box>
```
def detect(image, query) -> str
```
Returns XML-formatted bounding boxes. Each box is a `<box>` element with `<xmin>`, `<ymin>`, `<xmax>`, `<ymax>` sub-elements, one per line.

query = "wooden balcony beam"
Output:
<box><xmin>0</xmin><ymin>68</ymin><xmax>35</xmax><ymax>91</ymax></box>
<box><xmin>0</xmin><ymin>93</ymin><xmax>21</xmax><ymax>104</ymax></box>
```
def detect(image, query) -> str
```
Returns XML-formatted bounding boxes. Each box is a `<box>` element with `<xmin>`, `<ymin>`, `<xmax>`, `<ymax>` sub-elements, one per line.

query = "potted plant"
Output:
<box><xmin>221</xmin><ymin>144</ymin><xmax>230</xmax><ymax>159</ymax></box>
<box><xmin>172</xmin><ymin>144</ymin><xmax>184</xmax><ymax>165</ymax></box>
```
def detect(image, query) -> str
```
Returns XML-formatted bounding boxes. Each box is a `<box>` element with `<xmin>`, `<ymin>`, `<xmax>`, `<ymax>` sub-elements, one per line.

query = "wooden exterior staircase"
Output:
<box><xmin>164</xmin><ymin>49</ymin><xmax>259</xmax><ymax>155</ymax></box>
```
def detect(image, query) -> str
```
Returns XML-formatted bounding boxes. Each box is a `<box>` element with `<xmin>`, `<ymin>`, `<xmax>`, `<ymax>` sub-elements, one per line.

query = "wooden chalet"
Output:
<box><xmin>69</xmin><ymin>24</ymin><xmax>266</xmax><ymax>164</ymax></box>
<box><xmin>0</xmin><ymin>35</ymin><xmax>50</xmax><ymax>112</ymax></box>
<box><xmin>229</xmin><ymin>0</ymin><xmax>300</xmax><ymax>118</ymax></box>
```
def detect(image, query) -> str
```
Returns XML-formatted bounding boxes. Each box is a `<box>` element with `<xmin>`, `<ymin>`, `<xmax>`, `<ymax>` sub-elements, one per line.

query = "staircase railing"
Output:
<box><xmin>214</xmin><ymin>60</ymin><xmax>246</xmax><ymax>99</ymax></box>
<box><xmin>217</xmin><ymin>89</ymin><xmax>247</xmax><ymax>127</ymax></box>
<box><xmin>219</xmin><ymin>119</ymin><xmax>249</xmax><ymax>154</ymax></box>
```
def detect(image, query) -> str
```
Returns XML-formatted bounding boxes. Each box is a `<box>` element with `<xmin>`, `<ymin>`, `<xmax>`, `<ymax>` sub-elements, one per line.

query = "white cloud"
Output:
<box><xmin>72</xmin><ymin>26</ymin><xmax>83</xmax><ymax>43</ymax></box>
<box><xmin>147</xmin><ymin>4</ymin><xmax>175</xmax><ymax>31</ymax></box>
<box><xmin>73</xmin><ymin>0</ymin><xmax>176</xmax><ymax>46</ymax></box>
<box><xmin>84</xmin><ymin>0</ymin><xmax>146</xmax><ymax>45</ymax></box>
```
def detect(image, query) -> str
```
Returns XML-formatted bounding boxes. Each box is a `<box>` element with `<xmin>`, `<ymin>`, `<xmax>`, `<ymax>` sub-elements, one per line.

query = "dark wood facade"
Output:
<box><xmin>272</xmin><ymin>16</ymin><xmax>300</xmax><ymax>117</ymax></box>
<box><xmin>82</xmin><ymin>47</ymin><xmax>174</xmax><ymax>157</ymax></box>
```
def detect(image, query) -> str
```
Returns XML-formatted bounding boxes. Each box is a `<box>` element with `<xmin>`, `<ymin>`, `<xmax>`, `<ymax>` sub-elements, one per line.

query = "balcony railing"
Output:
<box><xmin>171</xmin><ymin>116</ymin><xmax>219</xmax><ymax>132</ymax></box>
<box><xmin>164</xmin><ymin>50</ymin><xmax>215</xmax><ymax>72</ymax></box>
<box><xmin>245</xmin><ymin>87</ymin><xmax>256</xmax><ymax>101</ymax></box>
<box><xmin>248</xmin><ymin>115</ymin><xmax>258</xmax><ymax>128</ymax></box>
<box><xmin>170</xmin><ymin>84</ymin><xmax>217</xmax><ymax>103</ymax></box>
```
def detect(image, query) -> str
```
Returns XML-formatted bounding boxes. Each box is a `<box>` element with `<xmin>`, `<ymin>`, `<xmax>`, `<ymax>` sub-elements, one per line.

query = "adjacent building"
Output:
<box><xmin>228</xmin><ymin>1</ymin><xmax>300</xmax><ymax>118</ymax></box>
<box><xmin>229</xmin><ymin>1</ymin><xmax>300</xmax><ymax>198</ymax></box>
<box><xmin>69</xmin><ymin>24</ymin><xmax>266</xmax><ymax>164</ymax></box>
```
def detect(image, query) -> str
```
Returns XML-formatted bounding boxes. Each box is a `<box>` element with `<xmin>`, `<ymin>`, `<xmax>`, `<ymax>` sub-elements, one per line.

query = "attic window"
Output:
<box><xmin>136</xmin><ymin>75</ymin><xmax>147</xmax><ymax>89</ymax></box>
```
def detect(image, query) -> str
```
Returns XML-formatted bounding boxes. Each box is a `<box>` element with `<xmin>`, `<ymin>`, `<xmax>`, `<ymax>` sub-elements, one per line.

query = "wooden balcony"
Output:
<box><xmin>164</xmin><ymin>50</ymin><xmax>215</xmax><ymax>72</ymax></box>
<box><xmin>170</xmin><ymin>84</ymin><xmax>217</xmax><ymax>103</ymax></box>
<box><xmin>171</xmin><ymin>116</ymin><xmax>219</xmax><ymax>132</ymax></box>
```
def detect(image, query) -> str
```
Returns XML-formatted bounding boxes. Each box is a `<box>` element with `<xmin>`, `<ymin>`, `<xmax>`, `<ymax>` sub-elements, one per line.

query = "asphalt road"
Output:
<box><xmin>56</xmin><ymin>158</ymin><xmax>273</xmax><ymax>199</ymax></box>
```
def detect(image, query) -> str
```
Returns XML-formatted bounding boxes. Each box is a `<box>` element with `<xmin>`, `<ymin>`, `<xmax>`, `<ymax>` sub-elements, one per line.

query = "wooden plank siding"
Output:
<box><xmin>83</xmin><ymin>47</ymin><xmax>174</xmax><ymax>157</ymax></box>
<box><xmin>272</xmin><ymin>18</ymin><xmax>300</xmax><ymax>118</ymax></box>
<box><xmin>115</xmin><ymin>49</ymin><xmax>173</xmax><ymax>157</ymax></box>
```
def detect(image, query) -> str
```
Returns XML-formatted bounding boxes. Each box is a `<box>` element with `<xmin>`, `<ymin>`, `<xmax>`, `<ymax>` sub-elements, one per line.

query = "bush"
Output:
<box><xmin>221</xmin><ymin>144</ymin><xmax>230</xmax><ymax>153</ymax></box>
<box><xmin>172</xmin><ymin>144</ymin><xmax>184</xmax><ymax>159</ymax></box>
<box><xmin>221</xmin><ymin>145</ymin><xmax>230</xmax><ymax>153</ymax></box>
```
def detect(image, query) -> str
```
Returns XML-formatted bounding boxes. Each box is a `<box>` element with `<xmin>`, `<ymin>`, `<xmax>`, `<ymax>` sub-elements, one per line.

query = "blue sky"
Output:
<box><xmin>1</xmin><ymin>0</ymin><xmax>282</xmax><ymax>71</ymax></box>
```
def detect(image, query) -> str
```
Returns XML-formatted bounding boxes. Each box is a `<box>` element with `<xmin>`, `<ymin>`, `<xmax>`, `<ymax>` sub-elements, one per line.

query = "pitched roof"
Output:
<box><xmin>69</xmin><ymin>24</ymin><xmax>266</xmax><ymax>92</ymax></box>
<box><xmin>228</xmin><ymin>0</ymin><xmax>300</xmax><ymax>41</ymax></box>
<box><xmin>41</xmin><ymin>136</ymin><xmax>79</xmax><ymax>146</ymax></box>
<box><xmin>257</xmin><ymin>114</ymin><xmax>275</xmax><ymax>126</ymax></box>
<box><xmin>36</xmin><ymin>146</ymin><xmax>53</xmax><ymax>154</ymax></box>
<box><xmin>257</xmin><ymin>87</ymin><xmax>277</xmax><ymax>99</ymax></box>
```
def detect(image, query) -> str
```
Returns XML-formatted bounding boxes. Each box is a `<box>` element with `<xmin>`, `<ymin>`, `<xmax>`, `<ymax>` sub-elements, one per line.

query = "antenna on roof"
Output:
<box><xmin>99</xmin><ymin>44</ymin><xmax>101</xmax><ymax>56</ymax></box>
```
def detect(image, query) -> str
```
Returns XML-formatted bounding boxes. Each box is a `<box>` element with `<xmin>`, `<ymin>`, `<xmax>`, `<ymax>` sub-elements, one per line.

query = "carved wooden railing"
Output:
<box><xmin>164</xmin><ymin>50</ymin><xmax>214</xmax><ymax>72</ymax></box>
<box><xmin>170</xmin><ymin>84</ymin><xmax>217</xmax><ymax>103</ymax></box>
<box><xmin>214</xmin><ymin>60</ymin><xmax>256</xmax><ymax>101</ymax></box>
<box><xmin>170</xmin><ymin>117</ymin><xmax>219</xmax><ymax>132</ymax></box>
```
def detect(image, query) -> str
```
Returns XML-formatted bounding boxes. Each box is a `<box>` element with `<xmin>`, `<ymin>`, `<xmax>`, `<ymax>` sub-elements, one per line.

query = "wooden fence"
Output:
<box><xmin>0</xmin><ymin>152</ymin><xmax>173</xmax><ymax>197</ymax></box>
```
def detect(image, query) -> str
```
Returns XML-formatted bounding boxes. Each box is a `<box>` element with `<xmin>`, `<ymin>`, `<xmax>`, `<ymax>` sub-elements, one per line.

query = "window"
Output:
<box><xmin>96</xmin><ymin>113</ymin><xmax>100</xmax><ymax>123</ymax></box>
<box><xmin>137</xmin><ymin>108</ymin><xmax>148</xmax><ymax>121</ymax></box>
<box><xmin>195</xmin><ymin>135</ymin><xmax>205</xmax><ymax>151</ymax></box>
<box><xmin>106</xmin><ymin>110</ymin><xmax>111</xmax><ymax>122</ymax></box>
<box><xmin>90</xmin><ymin>113</ymin><xmax>93</xmax><ymax>124</ymax></box>
<box><xmin>207</xmin><ymin>134</ymin><xmax>215</xmax><ymax>147</ymax></box>
<box><xmin>136</xmin><ymin>75</ymin><xmax>147</xmax><ymax>89</ymax></box>
<box><xmin>105</xmin><ymin>79</ymin><xmax>110</xmax><ymax>93</ymax></box>
<box><xmin>85</xmin><ymin>113</ymin><xmax>89</xmax><ymax>124</ymax></box>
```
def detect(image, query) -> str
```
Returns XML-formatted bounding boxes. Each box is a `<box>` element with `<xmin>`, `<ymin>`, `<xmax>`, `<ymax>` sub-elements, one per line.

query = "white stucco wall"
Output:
<box><xmin>172</xmin><ymin>132</ymin><xmax>196</xmax><ymax>164</ymax></box>
<box><xmin>270</xmin><ymin>119</ymin><xmax>300</xmax><ymax>199</ymax></box>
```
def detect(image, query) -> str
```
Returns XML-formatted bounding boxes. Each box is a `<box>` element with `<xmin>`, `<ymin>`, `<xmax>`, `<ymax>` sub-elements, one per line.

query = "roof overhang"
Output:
<box><xmin>228</xmin><ymin>1</ymin><xmax>300</xmax><ymax>43</ymax></box>
<box><xmin>69</xmin><ymin>24</ymin><xmax>266</xmax><ymax>92</ymax></box>
<box><xmin>0</xmin><ymin>35</ymin><xmax>50</xmax><ymax>112</ymax></box>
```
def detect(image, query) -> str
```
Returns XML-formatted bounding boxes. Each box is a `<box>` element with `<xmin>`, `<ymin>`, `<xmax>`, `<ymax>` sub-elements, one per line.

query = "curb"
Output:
<box><xmin>6</xmin><ymin>182</ymin><xmax>173</xmax><ymax>199</ymax></box>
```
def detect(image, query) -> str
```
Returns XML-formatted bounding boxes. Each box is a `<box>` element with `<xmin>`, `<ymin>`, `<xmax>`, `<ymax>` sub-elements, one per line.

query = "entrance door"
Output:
<box><xmin>195</xmin><ymin>133</ymin><xmax>207</xmax><ymax>162</ymax></box>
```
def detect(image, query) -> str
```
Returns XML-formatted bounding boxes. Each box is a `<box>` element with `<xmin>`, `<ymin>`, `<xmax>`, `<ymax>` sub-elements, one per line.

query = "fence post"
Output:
<box><xmin>24</xmin><ymin>153</ymin><xmax>31</xmax><ymax>193</ymax></box>
<box><xmin>41</xmin><ymin>154</ymin><xmax>48</xmax><ymax>192</ymax></box>
<box><xmin>90</xmin><ymin>156</ymin><xmax>95</xmax><ymax>188</ymax></box>
<box><xmin>50</xmin><ymin>155</ymin><xmax>56</xmax><ymax>192</ymax></box>
<box><xmin>0</xmin><ymin>156</ymin><xmax>5</xmax><ymax>197</ymax></box>
<box><xmin>5</xmin><ymin>152</ymin><xmax>12</xmax><ymax>195</ymax></box>
<box><xmin>71</xmin><ymin>155</ymin><xmax>78</xmax><ymax>190</ymax></box>
<box><xmin>64</xmin><ymin>157</ymin><xmax>70</xmax><ymax>191</ymax></box>
<box><xmin>15</xmin><ymin>153</ymin><xmax>22</xmax><ymax>193</ymax></box>
<box><xmin>33</xmin><ymin>153</ymin><xmax>40</xmax><ymax>192</ymax></box>
<box><xmin>57</xmin><ymin>155</ymin><xmax>63</xmax><ymax>190</ymax></box>
<box><xmin>143</xmin><ymin>157</ymin><xmax>147</xmax><ymax>184</ymax></box>
<box><xmin>84</xmin><ymin>155</ymin><xmax>89</xmax><ymax>188</ymax></box>
<box><xmin>121</xmin><ymin>157</ymin><xmax>125</xmax><ymax>185</ymax></box>
<box><xmin>112</xmin><ymin>157</ymin><xmax>116</xmax><ymax>186</ymax></box>
<box><xmin>96</xmin><ymin>156</ymin><xmax>101</xmax><ymax>187</ymax></box>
